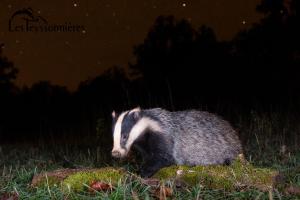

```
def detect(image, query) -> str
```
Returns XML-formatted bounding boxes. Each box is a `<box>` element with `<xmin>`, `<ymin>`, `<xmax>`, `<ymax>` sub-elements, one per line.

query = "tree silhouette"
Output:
<box><xmin>257</xmin><ymin>0</ymin><xmax>286</xmax><ymax>16</ymax></box>
<box><xmin>130</xmin><ymin>16</ymin><xmax>195</xmax><ymax>81</ymax></box>
<box><xmin>76</xmin><ymin>66</ymin><xmax>132</xmax><ymax>123</ymax></box>
<box><xmin>129</xmin><ymin>4</ymin><xmax>300</xmax><ymax>110</ymax></box>
<box><xmin>228</xmin><ymin>0</ymin><xmax>300</xmax><ymax>108</ymax></box>
<box><xmin>0</xmin><ymin>43</ymin><xmax>18</xmax><ymax>94</ymax></box>
<box><xmin>129</xmin><ymin>16</ymin><xmax>231</xmax><ymax>108</ymax></box>
<box><xmin>0</xmin><ymin>43</ymin><xmax>19</xmax><ymax>139</ymax></box>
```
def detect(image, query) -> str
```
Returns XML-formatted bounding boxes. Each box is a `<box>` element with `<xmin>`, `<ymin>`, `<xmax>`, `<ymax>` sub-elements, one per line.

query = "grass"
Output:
<box><xmin>0</xmin><ymin>111</ymin><xmax>300</xmax><ymax>199</ymax></box>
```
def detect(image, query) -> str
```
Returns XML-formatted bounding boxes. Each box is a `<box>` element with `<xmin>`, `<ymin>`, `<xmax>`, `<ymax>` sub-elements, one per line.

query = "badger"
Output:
<box><xmin>111</xmin><ymin>107</ymin><xmax>242</xmax><ymax>178</ymax></box>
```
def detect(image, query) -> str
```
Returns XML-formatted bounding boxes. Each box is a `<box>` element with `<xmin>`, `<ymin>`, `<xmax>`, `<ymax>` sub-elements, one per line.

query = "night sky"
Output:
<box><xmin>0</xmin><ymin>0</ymin><xmax>262</xmax><ymax>91</ymax></box>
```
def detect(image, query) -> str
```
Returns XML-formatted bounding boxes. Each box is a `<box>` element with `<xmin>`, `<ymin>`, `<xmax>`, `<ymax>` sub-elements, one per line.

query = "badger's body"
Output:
<box><xmin>111</xmin><ymin>107</ymin><xmax>242</xmax><ymax>177</ymax></box>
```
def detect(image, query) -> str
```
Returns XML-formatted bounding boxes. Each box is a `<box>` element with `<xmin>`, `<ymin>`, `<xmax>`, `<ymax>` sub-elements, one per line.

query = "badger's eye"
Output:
<box><xmin>122</xmin><ymin>134</ymin><xmax>127</xmax><ymax>140</ymax></box>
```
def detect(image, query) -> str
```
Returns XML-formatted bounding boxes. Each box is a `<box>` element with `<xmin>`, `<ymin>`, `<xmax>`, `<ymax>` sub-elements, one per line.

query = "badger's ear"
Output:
<box><xmin>131</xmin><ymin>107</ymin><xmax>141</xmax><ymax>120</ymax></box>
<box><xmin>112</xmin><ymin>110</ymin><xmax>117</xmax><ymax>119</ymax></box>
<box><xmin>132</xmin><ymin>106</ymin><xmax>141</xmax><ymax>112</ymax></box>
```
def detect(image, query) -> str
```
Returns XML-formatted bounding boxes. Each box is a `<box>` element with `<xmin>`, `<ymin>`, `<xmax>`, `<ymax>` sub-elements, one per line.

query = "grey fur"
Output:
<box><xmin>113</xmin><ymin>108</ymin><xmax>243</xmax><ymax>177</ymax></box>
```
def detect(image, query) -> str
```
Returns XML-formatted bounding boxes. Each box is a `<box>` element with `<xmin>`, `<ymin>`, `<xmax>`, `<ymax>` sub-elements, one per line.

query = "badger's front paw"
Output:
<box><xmin>140</xmin><ymin>166</ymin><xmax>159</xmax><ymax>178</ymax></box>
<box><xmin>140</xmin><ymin>168</ymin><xmax>153</xmax><ymax>178</ymax></box>
<box><xmin>140</xmin><ymin>158</ymin><xmax>173</xmax><ymax>178</ymax></box>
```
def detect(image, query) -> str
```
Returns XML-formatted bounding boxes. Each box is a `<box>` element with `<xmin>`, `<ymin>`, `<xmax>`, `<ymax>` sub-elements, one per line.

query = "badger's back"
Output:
<box><xmin>144</xmin><ymin>109</ymin><xmax>242</xmax><ymax>165</ymax></box>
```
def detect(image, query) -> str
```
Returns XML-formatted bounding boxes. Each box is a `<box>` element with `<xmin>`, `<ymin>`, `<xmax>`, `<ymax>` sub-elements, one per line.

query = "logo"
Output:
<box><xmin>9</xmin><ymin>7</ymin><xmax>85</xmax><ymax>33</ymax></box>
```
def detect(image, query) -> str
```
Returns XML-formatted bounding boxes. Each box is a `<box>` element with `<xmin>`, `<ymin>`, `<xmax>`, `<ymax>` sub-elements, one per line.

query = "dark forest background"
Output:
<box><xmin>1</xmin><ymin>0</ymin><xmax>300</xmax><ymax>150</ymax></box>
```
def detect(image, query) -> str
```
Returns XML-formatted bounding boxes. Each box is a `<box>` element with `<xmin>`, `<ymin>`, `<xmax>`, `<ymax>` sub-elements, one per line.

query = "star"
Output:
<box><xmin>242</xmin><ymin>20</ymin><xmax>246</xmax><ymax>25</ymax></box>
<box><xmin>82</xmin><ymin>30</ymin><xmax>86</xmax><ymax>34</ymax></box>
<box><xmin>182</xmin><ymin>2</ymin><xmax>187</xmax><ymax>7</ymax></box>
<box><xmin>8</xmin><ymin>4</ymin><xmax>12</xmax><ymax>9</ymax></box>
<box><xmin>73</xmin><ymin>3</ymin><xmax>78</xmax><ymax>7</ymax></box>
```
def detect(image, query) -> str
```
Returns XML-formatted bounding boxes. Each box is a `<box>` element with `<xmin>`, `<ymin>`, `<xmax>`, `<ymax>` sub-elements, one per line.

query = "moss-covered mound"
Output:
<box><xmin>31</xmin><ymin>167</ymin><xmax>127</xmax><ymax>193</ymax></box>
<box><xmin>153</xmin><ymin>156</ymin><xmax>278</xmax><ymax>191</ymax></box>
<box><xmin>31</xmin><ymin>155</ymin><xmax>281</xmax><ymax>194</ymax></box>
<box><xmin>62</xmin><ymin>167</ymin><xmax>125</xmax><ymax>192</ymax></box>
<box><xmin>31</xmin><ymin>168</ymin><xmax>86</xmax><ymax>187</ymax></box>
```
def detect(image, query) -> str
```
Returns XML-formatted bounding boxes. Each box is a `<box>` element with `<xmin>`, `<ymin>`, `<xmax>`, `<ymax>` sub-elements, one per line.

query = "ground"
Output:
<box><xmin>0</xmin><ymin>144</ymin><xmax>299</xmax><ymax>199</ymax></box>
<box><xmin>0</xmin><ymin>112</ymin><xmax>300</xmax><ymax>199</ymax></box>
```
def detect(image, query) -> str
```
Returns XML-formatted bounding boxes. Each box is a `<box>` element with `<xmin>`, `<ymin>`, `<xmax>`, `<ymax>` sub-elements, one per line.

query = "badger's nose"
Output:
<box><xmin>111</xmin><ymin>150</ymin><xmax>121</xmax><ymax>158</ymax></box>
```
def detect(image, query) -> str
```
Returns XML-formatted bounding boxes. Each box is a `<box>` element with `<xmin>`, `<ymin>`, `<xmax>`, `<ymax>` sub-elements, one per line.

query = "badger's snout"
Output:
<box><xmin>111</xmin><ymin>150</ymin><xmax>122</xmax><ymax>158</ymax></box>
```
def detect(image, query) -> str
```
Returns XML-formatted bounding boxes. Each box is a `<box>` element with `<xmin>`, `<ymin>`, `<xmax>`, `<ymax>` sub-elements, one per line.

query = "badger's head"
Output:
<box><xmin>111</xmin><ymin>107</ymin><xmax>161</xmax><ymax>159</ymax></box>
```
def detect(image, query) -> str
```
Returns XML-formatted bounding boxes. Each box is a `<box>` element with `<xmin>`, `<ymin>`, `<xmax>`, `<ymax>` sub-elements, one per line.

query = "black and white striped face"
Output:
<box><xmin>111</xmin><ymin>107</ymin><xmax>161</xmax><ymax>158</ymax></box>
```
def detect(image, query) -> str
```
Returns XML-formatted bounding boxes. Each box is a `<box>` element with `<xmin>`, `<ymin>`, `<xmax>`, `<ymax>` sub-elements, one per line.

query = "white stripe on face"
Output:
<box><xmin>112</xmin><ymin>111</ymin><xmax>128</xmax><ymax>156</ymax></box>
<box><xmin>125</xmin><ymin>117</ymin><xmax>162</xmax><ymax>152</ymax></box>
